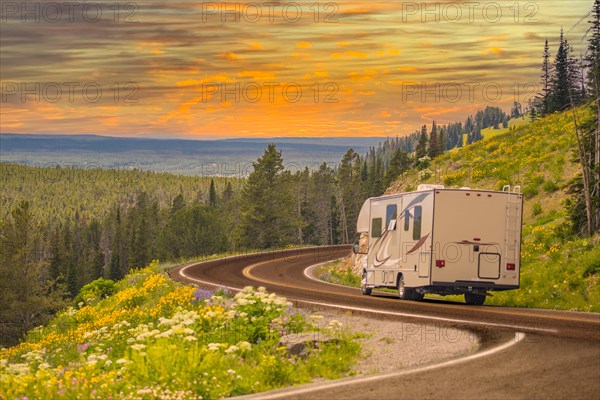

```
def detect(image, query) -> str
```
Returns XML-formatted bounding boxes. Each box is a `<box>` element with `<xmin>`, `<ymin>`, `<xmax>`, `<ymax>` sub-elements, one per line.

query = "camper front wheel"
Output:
<box><xmin>464</xmin><ymin>292</ymin><xmax>486</xmax><ymax>305</ymax></box>
<box><xmin>361</xmin><ymin>271</ymin><xmax>372</xmax><ymax>296</ymax></box>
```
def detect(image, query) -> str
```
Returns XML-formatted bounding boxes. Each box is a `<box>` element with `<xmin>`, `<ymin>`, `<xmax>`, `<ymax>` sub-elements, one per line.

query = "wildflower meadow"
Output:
<box><xmin>0</xmin><ymin>261</ymin><xmax>360</xmax><ymax>399</ymax></box>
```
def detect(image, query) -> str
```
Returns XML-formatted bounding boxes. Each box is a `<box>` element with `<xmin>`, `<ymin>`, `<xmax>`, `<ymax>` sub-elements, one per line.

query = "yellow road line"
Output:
<box><xmin>242</xmin><ymin>260</ymin><xmax>599</xmax><ymax>325</ymax></box>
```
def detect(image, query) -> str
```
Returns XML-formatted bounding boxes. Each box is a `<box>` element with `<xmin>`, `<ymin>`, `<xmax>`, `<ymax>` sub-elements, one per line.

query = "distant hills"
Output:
<box><xmin>0</xmin><ymin>134</ymin><xmax>387</xmax><ymax>176</ymax></box>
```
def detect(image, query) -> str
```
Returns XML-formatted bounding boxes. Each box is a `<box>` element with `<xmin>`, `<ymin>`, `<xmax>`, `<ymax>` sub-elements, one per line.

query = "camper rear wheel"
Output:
<box><xmin>465</xmin><ymin>292</ymin><xmax>486</xmax><ymax>305</ymax></box>
<box><xmin>412</xmin><ymin>291</ymin><xmax>424</xmax><ymax>301</ymax></box>
<box><xmin>397</xmin><ymin>275</ymin><xmax>412</xmax><ymax>300</ymax></box>
<box><xmin>361</xmin><ymin>271</ymin><xmax>372</xmax><ymax>296</ymax></box>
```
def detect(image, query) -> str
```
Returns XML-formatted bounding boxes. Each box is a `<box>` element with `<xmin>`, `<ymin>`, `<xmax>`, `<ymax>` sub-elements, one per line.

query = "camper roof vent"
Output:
<box><xmin>417</xmin><ymin>184</ymin><xmax>445</xmax><ymax>191</ymax></box>
<box><xmin>460</xmin><ymin>187</ymin><xmax>472</xmax><ymax>190</ymax></box>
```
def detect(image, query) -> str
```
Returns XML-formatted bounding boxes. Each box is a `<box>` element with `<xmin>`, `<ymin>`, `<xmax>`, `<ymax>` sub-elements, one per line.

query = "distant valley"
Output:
<box><xmin>0</xmin><ymin>134</ymin><xmax>387</xmax><ymax>176</ymax></box>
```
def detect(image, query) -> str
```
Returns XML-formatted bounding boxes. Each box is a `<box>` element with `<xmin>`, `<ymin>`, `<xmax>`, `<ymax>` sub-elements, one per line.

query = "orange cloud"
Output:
<box><xmin>481</xmin><ymin>47</ymin><xmax>507</xmax><ymax>57</ymax></box>
<box><xmin>332</xmin><ymin>51</ymin><xmax>369</xmax><ymax>59</ymax></box>
<box><xmin>222</xmin><ymin>52</ymin><xmax>239</xmax><ymax>61</ymax></box>
<box><xmin>237</xmin><ymin>70</ymin><xmax>277</xmax><ymax>81</ymax></box>
<box><xmin>296</xmin><ymin>41</ymin><xmax>312</xmax><ymax>49</ymax></box>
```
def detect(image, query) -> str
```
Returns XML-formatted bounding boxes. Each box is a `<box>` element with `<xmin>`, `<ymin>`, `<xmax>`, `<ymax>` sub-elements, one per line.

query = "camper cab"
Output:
<box><xmin>356</xmin><ymin>185</ymin><xmax>523</xmax><ymax>305</ymax></box>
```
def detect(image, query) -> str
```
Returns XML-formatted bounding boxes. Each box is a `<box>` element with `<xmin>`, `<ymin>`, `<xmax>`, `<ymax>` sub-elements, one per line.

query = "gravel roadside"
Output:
<box><xmin>300</xmin><ymin>308</ymin><xmax>480</xmax><ymax>376</ymax></box>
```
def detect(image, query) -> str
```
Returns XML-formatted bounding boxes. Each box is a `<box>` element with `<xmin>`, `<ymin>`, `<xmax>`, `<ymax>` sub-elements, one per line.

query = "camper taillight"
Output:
<box><xmin>436</xmin><ymin>260</ymin><xmax>446</xmax><ymax>268</ymax></box>
<box><xmin>506</xmin><ymin>263</ymin><xmax>516</xmax><ymax>270</ymax></box>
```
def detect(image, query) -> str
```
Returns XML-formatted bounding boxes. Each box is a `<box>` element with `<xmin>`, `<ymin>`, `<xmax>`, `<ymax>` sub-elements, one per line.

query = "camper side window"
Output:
<box><xmin>386</xmin><ymin>205</ymin><xmax>397</xmax><ymax>229</ymax></box>
<box><xmin>413</xmin><ymin>206</ymin><xmax>422</xmax><ymax>240</ymax></box>
<box><xmin>371</xmin><ymin>218</ymin><xmax>382</xmax><ymax>238</ymax></box>
<box><xmin>404</xmin><ymin>210</ymin><xmax>410</xmax><ymax>231</ymax></box>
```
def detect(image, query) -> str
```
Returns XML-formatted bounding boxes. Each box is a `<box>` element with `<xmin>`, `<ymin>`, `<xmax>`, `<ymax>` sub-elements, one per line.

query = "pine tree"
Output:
<box><xmin>222</xmin><ymin>182</ymin><xmax>234</xmax><ymax>203</ymax></box>
<box><xmin>87</xmin><ymin>220</ymin><xmax>104</xmax><ymax>279</ymax></box>
<box><xmin>566</xmin><ymin>41</ymin><xmax>584</xmax><ymax>105</ymax></box>
<box><xmin>237</xmin><ymin>144</ymin><xmax>298</xmax><ymax>248</ymax></box>
<box><xmin>428</xmin><ymin>121</ymin><xmax>439</xmax><ymax>158</ymax></box>
<box><xmin>587</xmin><ymin>0</ymin><xmax>600</xmax><ymax>101</ymax></box>
<box><xmin>415</xmin><ymin>125</ymin><xmax>428</xmax><ymax>161</ymax></box>
<box><xmin>539</xmin><ymin>38</ymin><xmax>554</xmax><ymax>116</ymax></box>
<box><xmin>551</xmin><ymin>29</ymin><xmax>572</xmax><ymax>112</ymax></box>
<box><xmin>438</xmin><ymin>127</ymin><xmax>445</xmax><ymax>154</ymax></box>
<box><xmin>337</xmin><ymin>149</ymin><xmax>363</xmax><ymax>243</ymax></box>
<box><xmin>170</xmin><ymin>193</ymin><xmax>185</xmax><ymax>214</ymax></box>
<box><xmin>511</xmin><ymin>102</ymin><xmax>523</xmax><ymax>118</ymax></box>
<box><xmin>0</xmin><ymin>201</ymin><xmax>66</xmax><ymax>346</ymax></box>
<box><xmin>384</xmin><ymin>149</ymin><xmax>411</xmax><ymax>187</ymax></box>
<box><xmin>530</xmin><ymin>106</ymin><xmax>538</xmax><ymax>122</ymax></box>
<box><xmin>109</xmin><ymin>208</ymin><xmax>124</xmax><ymax>280</ymax></box>
<box><xmin>49</xmin><ymin>226</ymin><xmax>63</xmax><ymax>282</ymax></box>
<box><xmin>208</xmin><ymin>179</ymin><xmax>217</xmax><ymax>207</ymax></box>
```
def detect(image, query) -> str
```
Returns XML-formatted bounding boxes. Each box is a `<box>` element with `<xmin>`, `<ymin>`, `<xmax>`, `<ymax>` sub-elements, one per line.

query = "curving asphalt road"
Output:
<box><xmin>169</xmin><ymin>246</ymin><xmax>600</xmax><ymax>400</ymax></box>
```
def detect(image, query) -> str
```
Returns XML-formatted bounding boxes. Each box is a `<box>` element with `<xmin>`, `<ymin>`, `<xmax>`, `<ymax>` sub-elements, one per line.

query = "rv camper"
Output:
<box><xmin>355</xmin><ymin>185</ymin><xmax>523</xmax><ymax>305</ymax></box>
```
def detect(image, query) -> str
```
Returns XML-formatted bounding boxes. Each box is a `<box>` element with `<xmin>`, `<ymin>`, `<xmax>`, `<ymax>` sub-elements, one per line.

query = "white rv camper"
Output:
<box><xmin>355</xmin><ymin>185</ymin><xmax>523</xmax><ymax>305</ymax></box>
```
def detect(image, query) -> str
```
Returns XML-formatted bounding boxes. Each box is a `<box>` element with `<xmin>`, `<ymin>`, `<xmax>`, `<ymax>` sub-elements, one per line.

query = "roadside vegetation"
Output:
<box><xmin>0</xmin><ymin>262</ymin><xmax>360</xmax><ymax>399</ymax></box>
<box><xmin>315</xmin><ymin>260</ymin><xmax>360</xmax><ymax>288</ymax></box>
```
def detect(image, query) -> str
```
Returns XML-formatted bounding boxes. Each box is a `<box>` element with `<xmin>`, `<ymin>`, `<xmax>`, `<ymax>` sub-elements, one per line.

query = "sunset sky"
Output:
<box><xmin>0</xmin><ymin>0</ymin><xmax>594</xmax><ymax>138</ymax></box>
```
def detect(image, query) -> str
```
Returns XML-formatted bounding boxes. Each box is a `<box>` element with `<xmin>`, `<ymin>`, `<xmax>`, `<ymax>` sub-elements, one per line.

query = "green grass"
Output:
<box><xmin>461</xmin><ymin>116</ymin><xmax>530</xmax><ymax>146</ymax></box>
<box><xmin>315</xmin><ymin>260</ymin><xmax>361</xmax><ymax>288</ymax></box>
<box><xmin>0</xmin><ymin>261</ymin><xmax>361</xmax><ymax>398</ymax></box>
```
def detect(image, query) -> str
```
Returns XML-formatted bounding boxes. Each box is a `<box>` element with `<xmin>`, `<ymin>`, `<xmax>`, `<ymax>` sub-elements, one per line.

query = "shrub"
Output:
<box><xmin>522</xmin><ymin>184</ymin><xmax>539</xmax><ymax>199</ymax></box>
<box><xmin>582</xmin><ymin>251</ymin><xmax>600</xmax><ymax>277</ymax></box>
<box><xmin>74</xmin><ymin>278</ymin><xmax>116</xmax><ymax>306</ymax></box>
<box><xmin>532</xmin><ymin>202</ymin><xmax>543</xmax><ymax>217</ymax></box>
<box><xmin>543</xmin><ymin>180</ymin><xmax>559</xmax><ymax>193</ymax></box>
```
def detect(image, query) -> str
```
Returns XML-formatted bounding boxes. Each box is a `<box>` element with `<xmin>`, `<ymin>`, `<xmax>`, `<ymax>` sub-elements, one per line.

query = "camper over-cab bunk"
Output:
<box><xmin>354</xmin><ymin>185</ymin><xmax>523</xmax><ymax>305</ymax></box>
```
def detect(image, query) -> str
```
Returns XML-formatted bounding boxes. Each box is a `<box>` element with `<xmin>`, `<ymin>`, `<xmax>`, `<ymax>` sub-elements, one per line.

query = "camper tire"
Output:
<box><xmin>412</xmin><ymin>291</ymin><xmax>424</xmax><ymax>301</ymax></box>
<box><xmin>464</xmin><ymin>292</ymin><xmax>486</xmax><ymax>305</ymax></box>
<box><xmin>361</xmin><ymin>271</ymin><xmax>372</xmax><ymax>296</ymax></box>
<box><xmin>397</xmin><ymin>275</ymin><xmax>412</xmax><ymax>300</ymax></box>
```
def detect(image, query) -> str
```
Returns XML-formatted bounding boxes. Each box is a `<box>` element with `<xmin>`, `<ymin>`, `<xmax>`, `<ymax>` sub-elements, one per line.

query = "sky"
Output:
<box><xmin>0</xmin><ymin>0</ymin><xmax>594</xmax><ymax>138</ymax></box>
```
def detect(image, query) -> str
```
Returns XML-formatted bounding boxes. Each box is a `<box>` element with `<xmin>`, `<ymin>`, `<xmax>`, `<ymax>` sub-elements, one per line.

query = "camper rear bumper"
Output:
<box><xmin>427</xmin><ymin>281</ymin><xmax>519</xmax><ymax>295</ymax></box>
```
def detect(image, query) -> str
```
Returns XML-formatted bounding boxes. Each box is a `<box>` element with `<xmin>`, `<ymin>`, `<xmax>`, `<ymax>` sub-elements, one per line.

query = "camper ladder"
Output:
<box><xmin>502</xmin><ymin>185</ymin><xmax>521</xmax><ymax>264</ymax></box>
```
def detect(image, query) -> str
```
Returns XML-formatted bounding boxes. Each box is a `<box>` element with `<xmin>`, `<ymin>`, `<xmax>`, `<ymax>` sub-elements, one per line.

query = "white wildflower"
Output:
<box><xmin>237</xmin><ymin>341</ymin><xmax>251</xmax><ymax>351</ymax></box>
<box><xmin>131</xmin><ymin>344</ymin><xmax>146</xmax><ymax>351</ymax></box>
<box><xmin>207</xmin><ymin>343</ymin><xmax>221</xmax><ymax>351</ymax></box>
<box><xmin>225</xmin><ymin>345</ymin><xmax>239</xmax><ymax>354</ymax></box>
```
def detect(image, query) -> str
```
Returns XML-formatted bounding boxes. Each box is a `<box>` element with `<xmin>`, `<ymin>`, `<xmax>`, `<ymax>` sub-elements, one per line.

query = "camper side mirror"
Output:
<box><xmin>353</xmin><ymin>243</ymin><xmax>360</xmax><ymax>254</ymax></box>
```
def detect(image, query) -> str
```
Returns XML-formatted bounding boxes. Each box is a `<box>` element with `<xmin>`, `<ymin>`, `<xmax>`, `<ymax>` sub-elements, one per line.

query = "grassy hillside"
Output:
<box><xmin>388</xmin><ymin>107</ymin><xmax>599</xmax><ymax>311</ymax></box>
<box><xmin>0</xmin><ymin>262</ymin><xmax>360</xmax><ymax>398</ymax></box>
